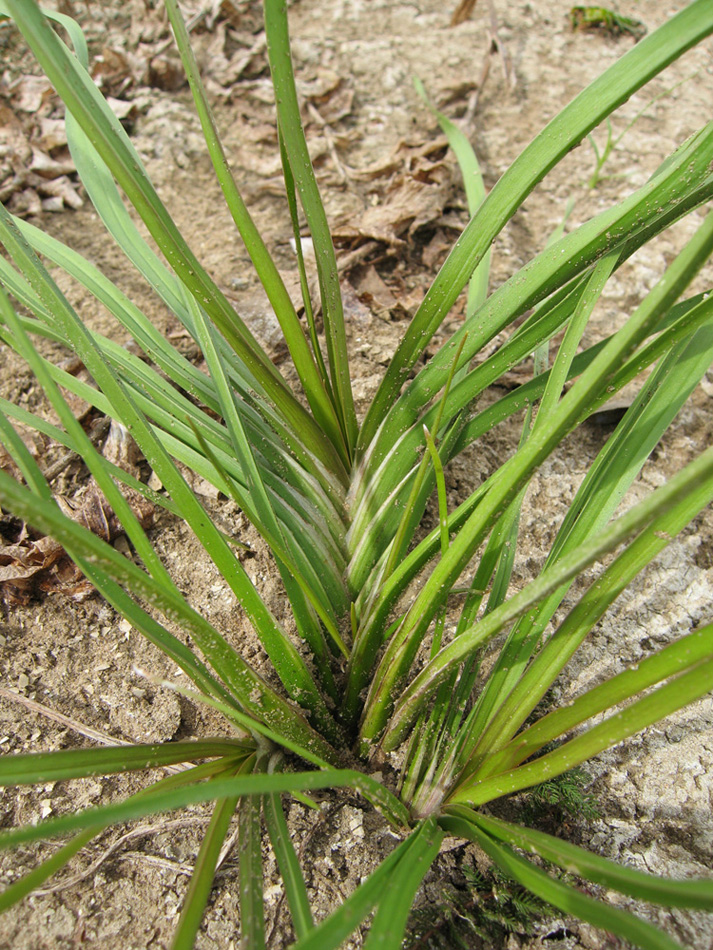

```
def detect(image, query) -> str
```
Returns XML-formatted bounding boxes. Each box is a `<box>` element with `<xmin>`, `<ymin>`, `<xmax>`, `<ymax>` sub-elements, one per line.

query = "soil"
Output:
<box><xmin>0</xmin><ymin>1</ymin><xmax>712</xmax><ymax>948</ymax></box>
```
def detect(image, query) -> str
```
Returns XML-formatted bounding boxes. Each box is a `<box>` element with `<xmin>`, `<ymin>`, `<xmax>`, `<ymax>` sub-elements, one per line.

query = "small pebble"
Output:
<box><xmin>113</xmin><ymin>535</ymin><xmax>131</xmax><ymax>557</ymax></box>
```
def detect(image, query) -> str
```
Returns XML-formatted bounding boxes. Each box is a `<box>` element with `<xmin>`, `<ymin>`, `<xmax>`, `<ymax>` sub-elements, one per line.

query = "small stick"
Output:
<box><xmin>336</xmin><ymin>240</ymin><xmax>381</xmax><ymax>275</ymax></box>
<box><xmin>451</xmin><ymin>0</ymin><xmax>478</xmax><ymax>27</ymax></box>
<box><xmin>489</xmin><ymin>0</ymin><xmax>516</xmax><ymax>92</ymax></box>
<box><xmin>33</xmin><ymin>817</ymin><xmax>208</xmax><ymax>896</ymax></box>
<box><xmin>216</xmin><ymin>821</ymin><xmax>241</xmax><ymax>870</ymax></box>
<box><xmin>462</xmin><ymin>1</ymin><xmax>516</xmax><ymax>133</ymax></box>
<box><xmin>41</xmin><ymin>416</ymin><xmax>111</xmax><ymax>483</ymax></box>
<box><xmin>0</xmin><ymin>685</ymin><xmax>128</xmax><ymax>748</ymax></box>
<box><xmin>306</xmin><ymin>101</ymin><xmax>351</xmax><ymax>185</ymax></box>
<box><xmin>0</xmin><ymin>685</ymin><xmax>188</xmax><ymax>772</ymax></box>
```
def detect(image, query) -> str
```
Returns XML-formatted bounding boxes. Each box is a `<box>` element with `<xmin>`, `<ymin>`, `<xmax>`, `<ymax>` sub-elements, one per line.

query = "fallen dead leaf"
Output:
<box><xmin>0</xmin><ymin>73</ymin><xmax>83</xmax><ymax>214</ymax></box>
<box><xmin>0</xmin><ymin>487</ymin><xmax>153</xmax><ymax>605</ymax></box>
<box><xmin>6</xmin><ymin>74</ymin><xmax>55</xmax><ymax>115</ymax></box>
<box><xmin>92</xmin><ymin>47</ymin><xmax>134</xmax><ymax>97</ymax></box>
<box><xmin>349</xmin><ymin>265</ymin><xmax>398</xmax><ymax>317</ymax></box>
<box><xmin>36</xmin><ymin>116</ymin><xmax>68</xmax><ymax>152</ymax></box>
<box><xmin>0</xmin><ymin>102</ymin><xmax>32</xmax><ymax>202</ymax></box>
<box><xmin>0</xmin><ymin>420</ymin><xmax>154</xmax><ymax>605</ymax></box>
<box><xmin>421</xmin><ymin>228</ymin><xmax>454</xmax><ymax>269</ymax></box>
<box><xmin>148</xmin><ymin>54</ymin><xmax>187</xmax><ymax>92</ymax></box>
<box><xmin>334</xmin><ymin>139</ymin><xmax>453</xmax><ymax>248</ymax></box>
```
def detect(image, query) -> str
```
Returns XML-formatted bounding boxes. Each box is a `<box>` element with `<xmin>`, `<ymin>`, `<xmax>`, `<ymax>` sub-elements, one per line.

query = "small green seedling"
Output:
<box><xmin>570</xmin><ymin>6</ymin><xmax>647</xmax><ymax>41</ymax></box>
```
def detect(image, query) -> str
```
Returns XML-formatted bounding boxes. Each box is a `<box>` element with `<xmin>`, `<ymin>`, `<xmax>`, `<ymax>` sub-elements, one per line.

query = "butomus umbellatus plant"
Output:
<box><xmin>0</xmin><ymin>1</ymin><xmax>713</xmax><ymax>947</ymax></box>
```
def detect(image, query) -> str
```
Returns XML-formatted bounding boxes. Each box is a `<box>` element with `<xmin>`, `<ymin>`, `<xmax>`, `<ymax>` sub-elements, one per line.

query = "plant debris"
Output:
<box><xmin>333</xmin><ymin>139</ymin><xmax>455</xmax><ymax>249</ymax></box>
<box><xmin>570</xmin><ymin>7</ymin><xmax>647</xmax><ymax>41</ymax></box>
<box><xmin>0</xmin><ymin>487</ymin><xmax>149</xmax><ymax>604</ymax></box>
<box><xmin>0</xmin><ymin>74</ymin><xmax>82</xmax><ymax>215</ymax></box>
<box><xmin>0</xmin><ymin>421</ymin><xmax>154</xmax><ymax>604</ymax></box>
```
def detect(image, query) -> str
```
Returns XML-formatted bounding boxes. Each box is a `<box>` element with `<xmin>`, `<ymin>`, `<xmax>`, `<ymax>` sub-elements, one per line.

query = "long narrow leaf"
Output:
<box><xmin>440</xmin><ymin>809</ymin><xmax>685</xmax><ymax>950</ymax></box>
<box><xmin>0</xmin><ymin>280</ymin><xmax>172</xmax><ymax>588</ymax></box>
<box><xmin>359</xmin><ymin>0</ymin><xmax>713</xmax><ymax>449</ymax></box>
<box><xmin>0</xmin><ymin>830</ymin><xmax>94</xmax><ymax>913</ymax></box>
<box><xmin>0</xmin><ymin>470</ymin><xmax>339</xmax><ymax>764</ymax></box>
<box><xmin>239</xmin><ymin>790</ymin><xmax>266</xmax><ymax>950</ymax></box>
<box><xmin>414</xmin><ymin>77</ymin><xmax>489</xmax><ymax>314</ymax></box>
<box><xmin>466</xmin><ymin>419</ymin><xmax>713</xmax><ymax>775</ymax></box>
<box><xmin>187</xmin><ymin>290</ymin><xmax>343</xmax><ymax>731</ymax></box>
<box><xmin>381</xmin><ymin>444</ymin><xmax>713</xmax><ymax>750</ymax></box>
<box><xmin>0</xmin><ymin>204</ymin><xmax>345</xmax><ymax>756</ymax></box>
<box><xmin>463</xmin><ymin>305</ymin><xmax>713</xmax><ymax>762</ymax></box>
<box><xmin>2</xmin><ymin>0</ymin><xmax>345</xmax><ymax>477</ymax></box>
<box><xmin>162</xmin><ymin>0</ymin><xmax>346</xmax><ymax>461</ymax></box>
<box><xmin>263</xmin><ymin>0</ymin><xmax>357</xmax><ymax>455</ymax></box>
<box><xmin>172</xmin><ymin>789</ymin><xmax>242</xmax><ymax>950</ymax></box>
<box><xmin>468</xmin><ymin>812</ymin><xmax>713</xmax><ymax>910</ymax></box>
<box><xmin>264</xmin><ymin>788</ymin><xmax>314</xmax><ymax>940</ymax></box>
<box><xmin>0</xmin><ymin>741</ymin><xmax>250</xmax><ymax>787</ymax></box>
<box><xmin>453</xmin><ymin>653</ymin><xmax>713</xmax><ymax>807</ymax></box>
<box><xmin>360</xmin><ymin>147</ymin><xmax>713</xmax><ymax>747</ymax></box>
<box><xmin>362</xmin><ymin>817</ymin><xmax>443</xmax><ymax>950</ymax></box>
<box><xmin>290</xmin><ymin>831</ymin><xmax>423</xmax><ymax>950</ymax></box>
<box><xmin>0</xmin><ymin>757</ymin><xmax>244</xmax><ymax>914</ymax></box>
<box><xmin>0</xmin><ymin>771</ymin><xmax>408</xmax><ymax>852</ymax></box>
<box><xmin>354</xmin><ymin>134</ymin><xmax>713</xmax><ymax>538</ymax></box>
<box><xmin>478</xmin><ymin>624</ymin><xmax>713</xmax><ymax>781</ymax></box>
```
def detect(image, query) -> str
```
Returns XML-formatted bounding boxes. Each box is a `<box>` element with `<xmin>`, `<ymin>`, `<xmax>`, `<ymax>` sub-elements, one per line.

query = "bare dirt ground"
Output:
<box><xmin>0</xmin><ymin>0</ymin><xmax>712</xmax><ymax>947</ymax></box>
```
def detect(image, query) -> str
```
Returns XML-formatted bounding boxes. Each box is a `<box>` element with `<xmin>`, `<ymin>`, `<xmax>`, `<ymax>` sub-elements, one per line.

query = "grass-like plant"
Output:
<box><xmin>1</xmin><ymin>1</ymin><xmax>713</xmax><ymax>947</ymax></box>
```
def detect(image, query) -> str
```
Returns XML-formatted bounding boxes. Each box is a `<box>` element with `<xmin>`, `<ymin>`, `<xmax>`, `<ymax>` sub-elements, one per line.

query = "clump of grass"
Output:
<box><xmin>0</xmin><ymin>1</ymin><xmax>712</xmax><ymax>948</ymax></box>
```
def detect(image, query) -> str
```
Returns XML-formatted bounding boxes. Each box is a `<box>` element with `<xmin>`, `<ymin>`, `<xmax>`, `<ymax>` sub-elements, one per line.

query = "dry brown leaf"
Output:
<box><xmin>218</xmin><ymin>0</ymin><xmax>246</xmax><ymax>31</ymax></box>
<box><xmin>421</xmin><ymin>228</ymin><xmax>454</xmax><ymax>269</ymax></box>
<box><xmin>29</xmin><ymin>148</ymin><xmax>75</xmax><ymax>178</ymax></box>
<box><xmin>6</xmin><ymin>171</ymin><xmax>83</xmax><ymax>214</ymax></box>
<box><xmin>297</xmin><ymin>68</ymin><xmax>343</xmax><ymax>102</ymax></box>
<box><xmin>36</xmin><ymin>116</ymin><xmax>68</xmax><ymax>151</ymax></box>
<box><xmin>200</xmin><ymin>0</ymin><xmax>263</xmax><ymax>34</ymax></box>
<box><xmin>148</xmin><ymin>54</ymin><xmax>186</xmax><ymax>91</ymax></box>
<box><xmin>0</xmin><ymin>102</ymin><xmax>31</xmax><ymax>159</ymax></box>
<box><xmin>0</xmin><ymin>104</ymin><xmax>32</xmax><ymax>201</ymax></box>
<box><xmin>0</xmin><ymin>72</ymin><xmax>83</xmax><ymax>213</ymax></box>
<box><xmin>341</xmin><ymin>282</ymin><xmax>374</xmax><ymax>333</ymax></box>
<box><xmin>8</xmin><ymin>75</ymin><xmax>55</xmax><ymax>115</ymax></box>
<box><xmin>39</xmin><ymin>175</ymin><xmax>84</xmax><ymax>211</ymax></box>
<box><xmin>0</xmin><ymin>486</ymin><xmax>154</xmax><ymax>605</ymax></box>
<box><xmin>302</xmin><ymin>74</ymin><xmax>355</xmax><ymax>129</ymax></box>
<box><xmin>350</xmin><ymin>266</ymin><xmax>397</xmax><ymax>316</ymax></box>
<box><xmin>334</xmin><ymin>143</ymin><xmax>453</xmax><ymax>247</ymax></box>
<box><xmin>207</xmin><ymin>28</ymin><xmax>267</xmax><ymax>87</ymax></box>
<box><xmin>92</xmin><ymin>47</ymin><xmax>133</xmax><ymax>97</ymax></box>
<box><xmin>6</xmin><ymin>188</ymin><xmax>42</xmax><ymax>217</ymax></box>
<box><xmin>0</xmin><ymin>424</ymin><xmax>154</xmax><ymax>605</ymax></box>
<box><xmin>107</xmin><ymin>96</ymin><xmax>139</xmax><ymax>123</ymax></box>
